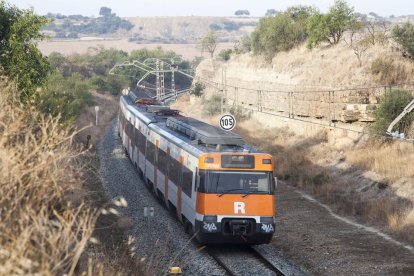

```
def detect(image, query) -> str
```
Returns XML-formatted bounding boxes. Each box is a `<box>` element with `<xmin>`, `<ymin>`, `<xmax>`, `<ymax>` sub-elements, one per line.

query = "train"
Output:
<box><xmin>118</xmin><ymin>91</ymin><xmax>276</xmax><ymax>244</ymax></box>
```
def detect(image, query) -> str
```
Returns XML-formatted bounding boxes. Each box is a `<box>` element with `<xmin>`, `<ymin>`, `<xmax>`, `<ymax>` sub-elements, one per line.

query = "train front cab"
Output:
<box><xmin>194</xmin><ymin>153</ymin><xmax>276</xmax><ymax>244</ymax></box>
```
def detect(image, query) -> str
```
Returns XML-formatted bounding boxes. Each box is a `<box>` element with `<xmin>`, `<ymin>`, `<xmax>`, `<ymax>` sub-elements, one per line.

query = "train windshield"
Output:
<box><xmin>198</xmin><ymin>170</ymin><xmax>273</xmax><ymax>194</ymax></box>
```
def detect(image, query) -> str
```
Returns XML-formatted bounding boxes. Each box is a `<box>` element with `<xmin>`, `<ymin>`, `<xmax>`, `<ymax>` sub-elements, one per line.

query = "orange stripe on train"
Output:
<box><xmin>196</xmin><ymin>193</ymin><xmax>275</xmax><ymax>217</ymax></box>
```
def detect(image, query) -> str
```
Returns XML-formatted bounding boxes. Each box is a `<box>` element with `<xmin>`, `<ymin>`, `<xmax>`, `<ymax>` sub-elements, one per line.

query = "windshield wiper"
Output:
<box><xmin>217</xmin><ymin>188</ymin><xmax>247</xmax><ymax>197</ymax></box>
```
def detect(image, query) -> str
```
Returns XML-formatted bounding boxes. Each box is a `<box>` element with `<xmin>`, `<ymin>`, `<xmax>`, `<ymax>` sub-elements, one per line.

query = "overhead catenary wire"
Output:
<box><xmin>110</xmin><ymin>59</ymin><xmax>414</xmax><ymax>144</ymax></box>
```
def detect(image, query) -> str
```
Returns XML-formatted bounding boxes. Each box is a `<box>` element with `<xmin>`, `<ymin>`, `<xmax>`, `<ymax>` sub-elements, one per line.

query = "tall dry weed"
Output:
<box><xmin>0</xmin><ymin>82</ymin><xmax>98</xmax><ymax>275</ymax></box>
<box><xmin>346</xmin><ymin>140</ymin><xmax>414</xmax><ymax>181</ymax></box>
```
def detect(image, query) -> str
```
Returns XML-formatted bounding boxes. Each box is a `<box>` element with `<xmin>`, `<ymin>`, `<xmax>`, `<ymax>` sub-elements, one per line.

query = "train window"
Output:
<box><xmin>182</xmin><ymin>166</ymin><xmax>193</xmax><ymax>196</ymax></box>
<box><xmin>168</xmin><ymin>157</ymin><xmax>182</xmax><ymax>185</ymax></box>
<box><xmin>126</xmin><ymin>120</ymin><xmax>131</xmax><ymax>137</ymax></box>
<box><xmin>157</xmin><ymin>148</ymin><xmax>168</xmax><ymax>175</ymax></box>
<box><xmin>146</xmin><ymin>141</ymin><xmax>156</xmax><ymax>164</ymax></box>
<box><xmin>134</xmin><ymin>126</ymin><xmax>139</xmax><ymax>148</ymax></box>
<box><xmin>198</xmin><ymin>170</ymin><xmax>272</xmax><ymax>194</ymax></box>
<box><xmin>138</xmin><ymin>131</ymin><xmax>146</xmax><ymax>153</ymax></box>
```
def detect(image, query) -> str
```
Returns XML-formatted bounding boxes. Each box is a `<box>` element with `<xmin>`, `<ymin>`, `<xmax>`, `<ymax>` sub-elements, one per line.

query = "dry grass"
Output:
<box><xmin>0</xmin><ymin>82</ymin><xmax>99</xmax><ymax>275</ymax></box>
<box><xmin>346</xmin><ymin>140</ymin><xmax>414</xmax><ymax>182</ymax></box>
<box><xmin>0</xmin><ymin>82</ymin><xmax>144</xmax><ymax>275</ymax></box>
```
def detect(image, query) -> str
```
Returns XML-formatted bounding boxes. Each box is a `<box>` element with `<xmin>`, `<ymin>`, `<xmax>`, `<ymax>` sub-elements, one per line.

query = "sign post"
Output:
<box><xmin>94</xmin><ymin>106</ymin><xmax>99</xmax><ymax>126</ymax></box>
<box><xmin>219</xmin><ymin>114</ymin><xmax>236</xmax><ymax>131</ymax></box>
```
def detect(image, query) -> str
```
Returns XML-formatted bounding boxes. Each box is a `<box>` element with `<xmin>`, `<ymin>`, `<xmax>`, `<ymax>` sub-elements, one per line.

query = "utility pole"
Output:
<box><xmin>94</xmin><ymin>106</ymin><xmax>99</xmax><ymax>126</ymax></box>
<box><xmin>221</xmin><ymin>67</ymin><xmax>227</xmax><ymax>114</ymax></box>
<box><xmin>156</xmin><ymin>59</ymin><xmax>160</xmax><ymax>101</ymax></box>
<box><xmin>171</xmin><ymin>58</ymin><xmax>177</xmax><ymax>100</ymax></box>
<box><xmin>160</xmin><ymin>61</ymin><xmax>165</xmax><ymax>103</ymax></box>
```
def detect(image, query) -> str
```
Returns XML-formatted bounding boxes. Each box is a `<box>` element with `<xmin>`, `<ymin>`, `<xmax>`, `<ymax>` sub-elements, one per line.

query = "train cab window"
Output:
<box><xmin>198</xmin><ymin>170</ymin><xmax>273</xmax><ymax>194</ymax></box>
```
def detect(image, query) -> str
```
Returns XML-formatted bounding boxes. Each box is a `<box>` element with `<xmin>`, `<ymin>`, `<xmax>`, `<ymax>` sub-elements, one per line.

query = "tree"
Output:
<box><xmin>344</xmin><ymin>20</ymin><xmax>369</xmax><ymax>67</ymax></box>
<box><xmin>235</xmin><ymin>10</ymin><xmax>250</xmax><ymax>16</ymax></box>
<box><xmin>365</xmin><ymin>18</ymin><xmax>390</xmax><ymax>46</ymax></box>
<box><xmin>265</xmin><ymin>9</ymin><xmax>277</xmax><ymax>17</ymax></box>
<box><xmin>200</xmin><ymin>30</ymin><xmax>218</xmax><ymax>58</ymax></box>
<box><xmin>372</xmin><ymin>89</ymin><xmax>414</xmax><ymax>135</ymax></box>
<box><xmin>189</xmin><ymin>81</ymin><xmax>205</xmax><ymax>97</ymax></box>
<box><xmin>219</xmin><ymin>49</ymin><xmax>233</xmax><ymax>61</ymax></box>
<box><xmin>392</xmin><ymin>22</ymin><xmax>414</xmax><ymax>58</ymax></box>
<box><xmin>307</xmin><ymin>0</ymin><xmax>356</xmax><ymax>48</ymax></box>
<box><xmin>0</xmin><ymin>2</ymin><xmax>50</xmax><ymax>100</ymax></box>
<box><xmin>250</xmin><ymin>6</ymin><xmax>313</xmax><ymax>55</ymax></box>
<box><xmin>99</xmin><ymin>7</ymin><xmax>112</xmax><ymax>17</ymax></box>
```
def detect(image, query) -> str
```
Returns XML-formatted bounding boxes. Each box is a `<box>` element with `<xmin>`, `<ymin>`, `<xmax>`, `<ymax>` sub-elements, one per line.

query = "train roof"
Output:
<box><xmin>120</xmin><ymin>94</ymin><xmax>262</xmax><ymax>157</ymax></box>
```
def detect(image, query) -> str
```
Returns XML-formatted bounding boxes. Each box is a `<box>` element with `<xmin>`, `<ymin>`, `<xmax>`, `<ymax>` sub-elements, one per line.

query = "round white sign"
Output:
<box><xmin>219</xmin><ymin>114</ymin><xmax>236</xmax><ymax>131</ymax></box>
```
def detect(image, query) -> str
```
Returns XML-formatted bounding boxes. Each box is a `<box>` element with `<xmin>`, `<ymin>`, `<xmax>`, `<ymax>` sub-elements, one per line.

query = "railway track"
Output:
<box><xmin>206</xmin><ymin>245</ymin><xmax>287</xmax><ymax>276</ymax></box>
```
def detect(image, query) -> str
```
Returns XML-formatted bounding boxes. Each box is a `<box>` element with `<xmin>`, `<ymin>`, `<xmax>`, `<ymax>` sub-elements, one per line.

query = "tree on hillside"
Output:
<box><xmin>392</xmin><ymin>22</ymin><xmax>414</xmax><ymax>58</ymax></box>
<box><xmin>344</xmin><ymin>20</ymin><xmax>369</xmax><ymax>66</ymax></box>
<box><xmin>307</xmin><ymin>0</ymin><xmax>357</xmax><ymax>48</ymax></box>
<box><xmin>200</xmin><ymin>29</ymin><xmax>218</xmax><ymax>58</ymax></box>
<box><xmin>235</xmin><ymin>10</ymin><xmax>250</xmax><ymax>16</ymax></box>
<box><xmin>250</xmin><ymin>5</ymin><xmax>314</xmax><ymax>55</ymax></box>
<box><xmin>265</xmin><ymin>9</ymin><xmax>277</xmax><ymax>17</ymax></box>
<box><xmin>99</xmin><ymin>7</ymin><xmax>112</xmax><ymax>17</ymax></box>
<box><xmin>0</xmin><ymin>2</ymin><xmax>50</xmax><ymax>100</ymax></box>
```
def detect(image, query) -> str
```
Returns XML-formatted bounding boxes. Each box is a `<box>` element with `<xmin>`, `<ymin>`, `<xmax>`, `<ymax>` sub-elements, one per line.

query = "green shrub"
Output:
<box><xmin>312</xmin><ymin>173</ymin><xmax>326</xmax><ymax>186</ymax></box>
<box><xmin>189</xmin><ymin>81</ymin><xmax>205</xmax><ymax>97</ymax></box>
<box><xmin>218</xmin><ymin>49</ymin><xmax>233</xmax><ymax>61</ymax></box>
<box><xmin>0</xmin><ymin>2</ymin><xmax>50</xmax><ymax>101</ymax></box>
<box><xmin>392</xmin><ymin>22</ymin><xmax>414</xmax><ymax>57</ymax></box>
<box><xmin>250</xmin><ymin>5</ymin><xmax>313</xmax><ymax>55</ymax></box>
<box><xmin>372</xmin><ymin>89</ymin><xmax>414</xmax><ymax>135</ymax></box>
<box><xmin>203</xmin><ymin>95</ymin><xmax>222</xmax><ymax>116</ymax></box>
<box><xmin>307</xmin><ymin>0</ymin><xmax>357</xmax><ymax>48</ymax></box>
<box><xmin>230</xmin><ymin>105</ymin><xmax>251</xmax><ymax>121</ymax></box>
<box><xmin>240</xmin><ymin>35</ymin><xmax>252</xmax><ymax>53</ymax></box>
<box><xmin>37</xmin><ymin>72</ymin><xmax>94</xmax><ymax>126</ymax></box>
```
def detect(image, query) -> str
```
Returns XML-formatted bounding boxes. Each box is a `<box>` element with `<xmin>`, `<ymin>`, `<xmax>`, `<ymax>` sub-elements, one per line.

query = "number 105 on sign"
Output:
<box><xmin>220</xmin><ymin>114</ymin><xmax>236</xmax><ymax>131</ymax></box>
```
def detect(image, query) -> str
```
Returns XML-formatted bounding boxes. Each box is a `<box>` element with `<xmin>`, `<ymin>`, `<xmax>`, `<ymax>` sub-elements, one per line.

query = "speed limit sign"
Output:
<box><xmin>219</xmin><ymin>114</ymin><xmax>236</xmax><ymax>131</ymax></box>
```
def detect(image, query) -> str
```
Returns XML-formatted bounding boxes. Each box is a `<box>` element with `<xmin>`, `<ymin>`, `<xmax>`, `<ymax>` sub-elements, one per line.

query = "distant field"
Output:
<box><xmin>38</xmin><ymin>39</ymin><xmax>235</xmax><ymax>60</ymax></box>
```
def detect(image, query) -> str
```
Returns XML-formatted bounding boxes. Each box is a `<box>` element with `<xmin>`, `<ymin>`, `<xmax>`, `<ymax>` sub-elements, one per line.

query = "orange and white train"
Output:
<box><xmin>118</xmin><ymin>92</ymin><xmax>276</xmax><ymax>244</ymax></box>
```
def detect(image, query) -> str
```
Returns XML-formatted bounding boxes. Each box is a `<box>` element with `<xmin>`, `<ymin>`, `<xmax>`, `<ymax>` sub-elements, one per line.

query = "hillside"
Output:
<box><xmin>195</xmin><ymin>41</ymin><xmax>414</xmax><ymax>124</ymax></box>
<box><xmin>172</xmin><ymin>38</ymin><xmax>414</xmax><ymax>247</ymax></box>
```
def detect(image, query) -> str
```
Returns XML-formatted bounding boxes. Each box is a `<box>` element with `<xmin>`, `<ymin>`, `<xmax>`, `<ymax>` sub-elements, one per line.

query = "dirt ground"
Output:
<box><xmin>38</xmin><ymin>39</ymin><xmax>234</xmax><ymax>60</ymax></box>
<box><xmin>274</xmin><ymin>181</ymin><xmax>414</xmax><ymax>275</ymax></box>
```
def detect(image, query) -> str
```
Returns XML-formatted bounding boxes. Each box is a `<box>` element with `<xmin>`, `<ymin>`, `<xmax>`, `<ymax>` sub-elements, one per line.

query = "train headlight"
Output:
<box><xmin>203</xmin><ymin>215</ymin><xmax>217</xmax><ymax>222</ymax></box>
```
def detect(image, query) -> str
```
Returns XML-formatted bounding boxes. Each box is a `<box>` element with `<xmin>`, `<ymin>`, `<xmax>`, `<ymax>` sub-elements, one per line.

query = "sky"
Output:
<box><xmin>6</xmin><ymin>0</ymin><xmax>414</xmax><ymax>17</ymax></box>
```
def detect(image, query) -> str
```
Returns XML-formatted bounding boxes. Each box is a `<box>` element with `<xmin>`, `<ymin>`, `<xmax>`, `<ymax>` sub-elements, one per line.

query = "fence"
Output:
<box><xmin>193</xmin><ymin>75</ymin><xmax>414</xmax><ymax>142</ymax></box>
